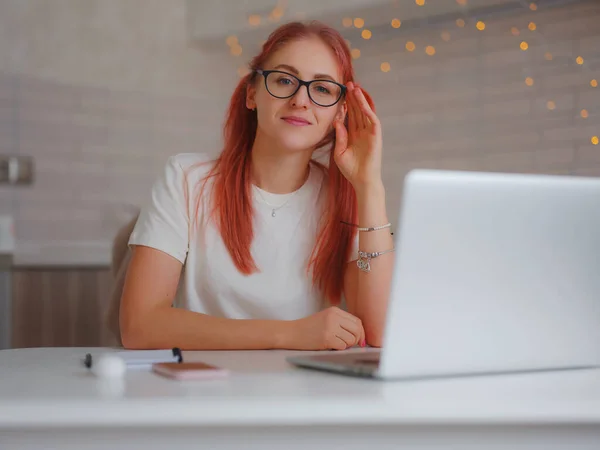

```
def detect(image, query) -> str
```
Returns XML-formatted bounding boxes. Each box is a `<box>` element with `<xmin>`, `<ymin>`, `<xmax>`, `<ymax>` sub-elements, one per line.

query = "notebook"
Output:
<box><xmin>83</xmin><ymin>348</ymin><xmax>183</xmax><ymax>370</ymax></box>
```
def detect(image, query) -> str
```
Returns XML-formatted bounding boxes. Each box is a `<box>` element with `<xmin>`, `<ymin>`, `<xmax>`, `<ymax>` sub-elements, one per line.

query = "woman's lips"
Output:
<box><xmin>282</xmin><ymin>117</ymin><xmax>311</xmax><ymax>126</ymax></box>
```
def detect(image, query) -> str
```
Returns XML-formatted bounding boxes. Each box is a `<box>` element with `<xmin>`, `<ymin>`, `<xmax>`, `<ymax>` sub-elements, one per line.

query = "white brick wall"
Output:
<box><xmin>0</xmin><ymin>0</ymin><xmax>598</xmax><ymax>264</ymax></box>
<box><xmin>352</xmin><ymin>0</ymin><xmax>600</xmax><ymax>223</ymax></box>
<box><xmin>6</xmin><ymin>74</ymin><xmax>226</xmax><ymax>247</ymax></box>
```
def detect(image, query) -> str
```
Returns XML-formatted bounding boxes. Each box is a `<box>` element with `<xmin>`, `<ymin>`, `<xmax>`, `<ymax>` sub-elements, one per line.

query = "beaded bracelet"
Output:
<box><xmin>341</xmin><ymin>221</ymin><xmax>391</xmax><ymax>232</ymax></box>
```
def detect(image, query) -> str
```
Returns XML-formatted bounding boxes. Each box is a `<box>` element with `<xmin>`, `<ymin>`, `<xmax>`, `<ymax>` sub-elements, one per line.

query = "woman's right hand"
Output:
<box><xmin>289</xmin><ymin>307</ymin><xmax>366</xmax><ymax>351</ymax></box>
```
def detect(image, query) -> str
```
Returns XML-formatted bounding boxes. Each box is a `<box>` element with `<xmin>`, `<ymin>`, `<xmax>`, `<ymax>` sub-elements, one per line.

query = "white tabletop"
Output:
<box><xmin>1</xmin><ymin>347</ymin><xmax>600</xmax><ymax>429</ymax></box>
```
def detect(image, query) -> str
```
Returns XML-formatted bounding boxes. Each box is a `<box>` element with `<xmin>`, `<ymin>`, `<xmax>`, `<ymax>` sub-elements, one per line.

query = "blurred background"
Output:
<box><xmin>0</xmin><ymin>0</ymin><xmax>598</xmax><ymax>349</ymax></box>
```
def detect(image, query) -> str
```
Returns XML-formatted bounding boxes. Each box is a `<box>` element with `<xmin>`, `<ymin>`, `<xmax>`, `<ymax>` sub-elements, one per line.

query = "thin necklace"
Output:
<box><xmin>252</xmin><ymin>166</ymin><xmax>310</xmax><ymax>217</ymax></box>
<box><xmin>254</xmin><ymin>187</ymin><xmax>300</xmax><ymax>217</ymax></box>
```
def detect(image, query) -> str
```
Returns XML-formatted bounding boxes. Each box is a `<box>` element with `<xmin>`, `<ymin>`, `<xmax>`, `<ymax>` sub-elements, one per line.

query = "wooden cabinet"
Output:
<box><xmin>11</xmin><ymin>268</ymin><xmax>118</xmax><ymax>348</ymax></box>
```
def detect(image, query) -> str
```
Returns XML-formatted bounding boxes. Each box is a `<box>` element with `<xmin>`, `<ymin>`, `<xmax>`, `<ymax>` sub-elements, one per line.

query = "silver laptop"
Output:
<box><xmin>287</xmin><ymin>169</ymin><xmax>600</xmax><ymax>380</ymax></box>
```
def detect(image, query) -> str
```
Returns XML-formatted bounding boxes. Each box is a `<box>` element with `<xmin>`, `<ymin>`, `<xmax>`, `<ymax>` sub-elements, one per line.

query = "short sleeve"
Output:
<box><xmin>128</xmin><ymin>156</ymin><xmax>190</xmax><ymax>264</ymax></box>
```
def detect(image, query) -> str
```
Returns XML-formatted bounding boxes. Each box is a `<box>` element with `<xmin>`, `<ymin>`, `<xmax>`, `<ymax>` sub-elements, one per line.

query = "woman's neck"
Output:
<box><xmin>250</xmin><ymin>130</ymin><xmax>313</xmax><ymax>194</ymax></box>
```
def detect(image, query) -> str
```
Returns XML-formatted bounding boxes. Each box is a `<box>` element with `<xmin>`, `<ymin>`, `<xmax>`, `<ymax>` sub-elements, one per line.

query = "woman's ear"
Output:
<box><xmin>336</xmin><ymin>102</ymin><xmax>347</xmax><ymax>122</ymax></box>
<box><xmin>246</xmin><ymin>83</ymin><xmax>257</xmax><ymax>110</ymax></box>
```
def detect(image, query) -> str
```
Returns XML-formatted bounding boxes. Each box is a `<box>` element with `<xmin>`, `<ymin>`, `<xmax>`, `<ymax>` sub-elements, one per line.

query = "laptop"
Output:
<box><xmin>287</xmin><ymin>169</ymin><xmax>600</xmax><ymax>380</ymax></box>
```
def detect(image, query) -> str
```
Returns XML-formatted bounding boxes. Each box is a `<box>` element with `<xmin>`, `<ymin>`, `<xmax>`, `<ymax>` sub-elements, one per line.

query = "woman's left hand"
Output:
<box><xmin>332</xmin><ymin>82</ymin><xmax>383</xmax><ymax>192</ymax></box>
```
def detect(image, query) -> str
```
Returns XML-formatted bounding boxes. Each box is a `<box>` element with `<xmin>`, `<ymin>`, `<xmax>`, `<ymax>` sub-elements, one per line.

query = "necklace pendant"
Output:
<box><xmin>271</xmin><ymin>209</ymin><xmax>276</xmax><ymax>217</ymax></box>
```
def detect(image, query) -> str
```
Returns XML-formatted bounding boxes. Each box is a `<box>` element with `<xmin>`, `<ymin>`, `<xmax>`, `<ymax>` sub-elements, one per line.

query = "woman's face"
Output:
<box><xmin>247</xmin><ymin>36</ymin><xmax>347</xmax><ymax>153</ymax></box>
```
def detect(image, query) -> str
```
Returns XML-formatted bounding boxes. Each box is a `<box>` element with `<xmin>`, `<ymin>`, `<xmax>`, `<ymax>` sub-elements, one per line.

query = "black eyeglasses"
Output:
<box><xmin>255</xmin><ymin>69</ymin><xmax>346</xmax><ymax>107</ymax></box>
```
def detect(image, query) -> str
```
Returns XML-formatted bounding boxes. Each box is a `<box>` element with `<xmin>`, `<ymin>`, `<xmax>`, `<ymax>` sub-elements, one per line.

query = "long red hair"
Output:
<box><xmin>192</xmin><ymin>21</ymin><xmax>375</xmax><ymax>305</ymax></box>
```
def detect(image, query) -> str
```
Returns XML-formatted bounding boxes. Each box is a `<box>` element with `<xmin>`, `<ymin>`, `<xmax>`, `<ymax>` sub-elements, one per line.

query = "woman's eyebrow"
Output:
<box><xmin>272</xmin><ymin>64</ymin><xmax>337</xmax><ymax>82</ymax></box>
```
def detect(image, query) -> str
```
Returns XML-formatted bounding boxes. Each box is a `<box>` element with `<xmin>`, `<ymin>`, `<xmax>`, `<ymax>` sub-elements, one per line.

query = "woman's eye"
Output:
<box><xmin>277</xmin><ymin>77</ymin><xmax>293</xmax><ymax>85</ymax></box>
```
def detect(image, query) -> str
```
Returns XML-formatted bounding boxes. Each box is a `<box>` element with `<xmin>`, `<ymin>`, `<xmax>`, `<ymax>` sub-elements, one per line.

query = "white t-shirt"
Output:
<box><xmin>129</xmin><ymin>153</ymin><xmax>358</xmax><ymax>320</ymax></box>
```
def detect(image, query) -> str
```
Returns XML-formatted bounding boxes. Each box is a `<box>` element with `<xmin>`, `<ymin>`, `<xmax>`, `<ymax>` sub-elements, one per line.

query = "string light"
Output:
<box><xmin>247</xmin><ymin>0</ymin><xmax>598</xmax><ymax>174</ymax></box>
<box><xmin>269</xmin><ymin>6</ymin><xmax>284</xmax><ymax>22</ymax></box>
<box><xmin>248</xmin><ymin>14</ymin><xmax>261</xmax><ymax>26</ymax></box>
<box><xmin>224</xmin><ymin>0</ymin><xmax>593</xmax><ymax>182</ymax></box>
<box><xmin>230</xmin><ymin>44</ymin><xmax>243</xmax><ymax>56</ymax></box>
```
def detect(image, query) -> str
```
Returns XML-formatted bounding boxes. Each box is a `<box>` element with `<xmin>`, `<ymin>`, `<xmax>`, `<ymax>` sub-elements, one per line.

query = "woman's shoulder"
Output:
<box><xmin>165</xmin><ymin>152</ymin><xmax>216</xmax><ymax>172</ymax></box>
<box><xmin>161</xmin><ymin>152</ymin><xmax>217</xmax><ymax>186</ymax></box>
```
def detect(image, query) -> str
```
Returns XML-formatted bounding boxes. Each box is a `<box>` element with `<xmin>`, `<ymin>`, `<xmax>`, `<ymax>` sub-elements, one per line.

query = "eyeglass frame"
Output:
<box><xmin>253</xmin><ymin>69</ymin><xmax>347</xmax><ymax>107</ymax></box>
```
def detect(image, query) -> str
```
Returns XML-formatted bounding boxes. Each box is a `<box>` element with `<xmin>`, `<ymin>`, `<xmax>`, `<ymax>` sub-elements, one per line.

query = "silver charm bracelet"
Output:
<box><xmin>357</xmin><ymin>248</ymin><xmax>395</xmax><ymax>273</ymax></box>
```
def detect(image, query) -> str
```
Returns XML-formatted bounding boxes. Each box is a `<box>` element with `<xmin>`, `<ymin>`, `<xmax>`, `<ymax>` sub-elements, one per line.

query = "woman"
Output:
<box><xmin>120</xmin><ymin>20</ymin><xmax>394</xmax><ymax>351</ymax></box>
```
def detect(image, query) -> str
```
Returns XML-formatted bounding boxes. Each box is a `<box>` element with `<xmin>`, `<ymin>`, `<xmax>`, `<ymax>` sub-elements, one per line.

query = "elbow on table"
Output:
<box><xmin>120</xmin><ymin>316</ymin><xmax>153</xmax><ymax>350</ymax></box>
<box><xmin>365</xmin><ymin>328</ymin><xmax>384</xmax><ymax>348</ymax></box>
<box><xmin>120</xmin><ymin>328</ymin><xmax>146</xmax><ymax>350</ymax></box>
<box><xmin>121</xmin><ymin>334</ymin><xmax>148</xmax><ymax>350</ymax></box>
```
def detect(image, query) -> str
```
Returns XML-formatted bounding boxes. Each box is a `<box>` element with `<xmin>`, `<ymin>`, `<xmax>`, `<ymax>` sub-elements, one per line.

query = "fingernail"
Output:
<box><xmin>360</xmin><ymin>340</ymin><xmax>366</xmax><ymax>347</ymax></box>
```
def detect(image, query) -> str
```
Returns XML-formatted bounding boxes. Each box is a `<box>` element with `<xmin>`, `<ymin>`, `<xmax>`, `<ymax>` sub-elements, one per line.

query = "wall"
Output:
<box><xmin>0</xmin><ymin>0</ymin><xmax>598</xmax><ymax>264</ymax></box>
<box><xmin>347</xmin><ymin>0</ymin><xmax>600</xmax><ymax>222</ymax></box>
<box><xmin>0</xmin><ymin>0</ymin><xmax>237</xmax><ymax>264</ymax></box>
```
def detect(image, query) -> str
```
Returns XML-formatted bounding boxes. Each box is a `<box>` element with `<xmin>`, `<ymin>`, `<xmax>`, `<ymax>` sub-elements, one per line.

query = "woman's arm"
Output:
<box><xmin>343</xmin><ymin>182</ymin><xmax>394</xmax><ymax>348</ymax></box>
<box><xmin>332</xmin><ymin>83</ymin><xmax>393</xmax><ymax>348</ymax></box>
<box><xmin>120</xmin><ymin>246</ymin><xmax>365</xmax><ymax>350</ymax></box>
<box><xmin>120</xmin><ymin>245</ymin><xmax>292</xmax><ymax>350</ymax></box>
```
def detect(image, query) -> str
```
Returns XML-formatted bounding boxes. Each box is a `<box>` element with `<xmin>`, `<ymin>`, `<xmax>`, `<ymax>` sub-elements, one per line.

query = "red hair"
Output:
<box><xmin>192</xmin><ymin>21</ymin><xmax>375</xmax><ymax>305</ymax></box>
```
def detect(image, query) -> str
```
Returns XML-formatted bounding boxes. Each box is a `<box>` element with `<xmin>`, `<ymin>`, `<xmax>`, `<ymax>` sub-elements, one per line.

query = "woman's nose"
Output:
<box><xmin>290</xmin><ymin>85</ymin><xmax>310</xmax><ymax>109</ymax></box>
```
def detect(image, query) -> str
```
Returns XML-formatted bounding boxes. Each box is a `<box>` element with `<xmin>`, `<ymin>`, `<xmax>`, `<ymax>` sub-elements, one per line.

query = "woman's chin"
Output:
<box><xmin>276</xmin><ymin>134</ymin><xmax>321</xmax><ymax>152</ymax></box>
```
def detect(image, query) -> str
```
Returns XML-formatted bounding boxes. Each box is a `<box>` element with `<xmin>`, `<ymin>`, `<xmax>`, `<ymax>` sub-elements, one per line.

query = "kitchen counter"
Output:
<box><xmin>13</xmin><ymin>241</ymin><xmax>112</xmax><ymax>268</ymax></box>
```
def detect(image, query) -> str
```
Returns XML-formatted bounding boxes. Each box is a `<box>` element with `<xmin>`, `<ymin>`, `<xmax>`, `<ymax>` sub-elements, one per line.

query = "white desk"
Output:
<box><xmin>1</xmin><ymin>347</ymin><xmax>599</xmax><ymax>449</ymax></box>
